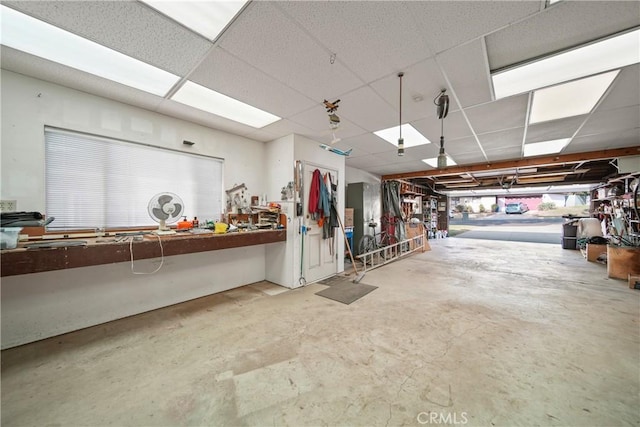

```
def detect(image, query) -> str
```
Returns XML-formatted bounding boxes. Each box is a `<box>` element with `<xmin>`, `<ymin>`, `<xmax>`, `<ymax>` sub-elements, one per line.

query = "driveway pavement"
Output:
<box><xmin>450</xmin><ymin>213</ymin><xmax>565</xmax><ymax>245</ymax></box>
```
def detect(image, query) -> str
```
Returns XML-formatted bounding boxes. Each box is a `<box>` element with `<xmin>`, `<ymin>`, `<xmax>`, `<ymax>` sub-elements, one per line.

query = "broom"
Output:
<box><xmin>336</xmin><ymin>210</ymin><xmax>366</xmax><ymax>283</ymax></box>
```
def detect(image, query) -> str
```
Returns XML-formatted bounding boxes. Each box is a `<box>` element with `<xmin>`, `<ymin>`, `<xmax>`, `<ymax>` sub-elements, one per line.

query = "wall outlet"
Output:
<box><xmin>0</xmin><ymin>200</ymin><xmax>17</xmax><ymax>212</ymax></box>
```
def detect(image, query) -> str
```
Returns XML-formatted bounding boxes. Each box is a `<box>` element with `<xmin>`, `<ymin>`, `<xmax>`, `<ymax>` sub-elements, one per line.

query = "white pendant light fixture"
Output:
<box><xmin>397</xmin><ymin>72</ymin><xmax>405</xmax><ymax>156</ymax></box>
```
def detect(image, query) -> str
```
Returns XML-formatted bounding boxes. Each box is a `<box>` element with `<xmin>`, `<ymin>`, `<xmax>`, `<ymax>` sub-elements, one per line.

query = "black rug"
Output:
<box><xmin>315</xmin><ymin>282</ymin><xmax>377</xmax><ymax>305</ymax></box>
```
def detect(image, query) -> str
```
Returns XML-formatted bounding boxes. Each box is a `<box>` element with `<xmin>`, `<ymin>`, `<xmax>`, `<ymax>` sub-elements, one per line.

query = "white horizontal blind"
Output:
<box><xmin>45</xmin><ymin>127</ymin><xmax>223</xmax><ymax>230</ymax></box>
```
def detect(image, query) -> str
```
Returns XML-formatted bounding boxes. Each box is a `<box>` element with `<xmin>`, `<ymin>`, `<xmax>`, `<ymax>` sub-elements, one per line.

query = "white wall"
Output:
<box><xmin>1</xmin><ymin>247</ymin><xmax>265</xmax><ymax>349</ymax></box>
<box><xmin>345</xmin><ymin>166</ymin><xmax>381</xmax><ymax>185</ymax></box>
<box><xmin>265</xmin><ymin>134</ymin><xmax>295</xmax><ymax>202</ymax></box>
<box><xmin>264</xmin><ymin>135</ymin><xmax>296</xmax><ymax>287</ymax></box>
<box><xmin>265</xmin><ymin>135</ymin><xmax>347</xmax><ymax>288</ymax></box>
<box><xmin>0</xmin><ymin>70</ymin><xmax>275</xmax><ymax>348</ymax></box>
<box><xmin>1</xmin><ymin>71</ymin><xmax>266</xmax><ymax>213</ymax></box>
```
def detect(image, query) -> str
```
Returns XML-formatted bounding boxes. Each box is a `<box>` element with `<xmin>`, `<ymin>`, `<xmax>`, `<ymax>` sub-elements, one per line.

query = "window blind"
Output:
<box><xmin>45</xmin><ymin>127</ymin><xmax>223</xmax><ymax>230</ymax></box>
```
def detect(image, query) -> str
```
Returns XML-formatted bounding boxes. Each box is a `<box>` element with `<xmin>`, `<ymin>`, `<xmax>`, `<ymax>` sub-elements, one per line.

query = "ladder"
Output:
<box><xmin>356</xmin><ymin>232</ymin><xmax>427</xmax><ymax>273</ymax></box>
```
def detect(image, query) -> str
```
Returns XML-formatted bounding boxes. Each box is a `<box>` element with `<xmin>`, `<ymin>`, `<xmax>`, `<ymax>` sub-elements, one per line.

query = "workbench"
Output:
<box><xmin>1</xmin><ymin>229</ymin><xmax>286</xmax><ymax>277</ymax></box>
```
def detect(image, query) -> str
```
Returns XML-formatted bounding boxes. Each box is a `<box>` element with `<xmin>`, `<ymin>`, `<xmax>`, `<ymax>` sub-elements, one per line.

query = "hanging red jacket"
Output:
<box><xmin>308</xmin><ymin>169</ymin><xmax>321</xmax><ymax>220</ymax></box>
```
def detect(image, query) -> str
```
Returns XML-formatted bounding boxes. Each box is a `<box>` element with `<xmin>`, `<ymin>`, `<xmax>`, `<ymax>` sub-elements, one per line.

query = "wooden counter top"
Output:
<box><xmin>0</xmin><ymin>229</ymin><xmax>286</xmax><ymax>277</ymax></box>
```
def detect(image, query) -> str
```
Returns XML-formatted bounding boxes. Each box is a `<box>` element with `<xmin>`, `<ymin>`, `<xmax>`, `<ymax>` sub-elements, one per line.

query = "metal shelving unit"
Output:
<box><xmin>591</xmin><ymin>172</ymin><xmax>640</xmax><ymax>247</ymax></box>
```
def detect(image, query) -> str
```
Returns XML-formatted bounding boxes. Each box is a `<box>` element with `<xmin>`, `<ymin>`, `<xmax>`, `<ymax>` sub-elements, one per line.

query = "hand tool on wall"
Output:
<box><xmin>294</xmin><ymin>160</ymin><xmax>304</xmax><ymax>217</ymax></box>
<box><xmin>299</xmin><ymin>221</ymin><xmax>307</xmax><ymax>286</ymax></box>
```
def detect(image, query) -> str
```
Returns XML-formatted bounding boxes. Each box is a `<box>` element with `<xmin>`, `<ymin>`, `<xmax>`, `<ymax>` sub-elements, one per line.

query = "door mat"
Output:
<box><xmin>317</xmin><ymin>275</ymin><xmax>352</xmax><ymax>286</ymax></box>
<box><xmin>315</xmin><ymin>282</ymin><xmax>377</xmax><ymax>305</ymax></box>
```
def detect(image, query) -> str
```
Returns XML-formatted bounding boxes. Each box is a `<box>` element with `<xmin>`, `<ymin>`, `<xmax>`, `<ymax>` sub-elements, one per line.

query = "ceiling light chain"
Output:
<box><xmin>398</xmin><ymin>72</ymin><xmax>404</xmax><ymax>157</ymax></box>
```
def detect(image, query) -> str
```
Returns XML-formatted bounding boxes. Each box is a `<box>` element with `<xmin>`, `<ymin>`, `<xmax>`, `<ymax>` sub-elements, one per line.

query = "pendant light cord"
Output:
<box><xmin>399</xmin><ymin>72</ymin><xmax>403</xmax><ymax>140</ymax></box>
<box><xmin>397</xmin><ymin>72</ymin><xmax>405</xmax><ymax>156</ymax></box>
<box><xmin>440</xmin><ymin>115</ymin><xmax>444</xmax><ymax>149</ymax></box>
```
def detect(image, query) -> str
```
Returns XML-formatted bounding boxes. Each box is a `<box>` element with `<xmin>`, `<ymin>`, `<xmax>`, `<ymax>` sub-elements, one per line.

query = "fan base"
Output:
<box><xmin>153</xmin><ymin>229</ymin><xmax>176</xmax><ymax>236</ymax></box>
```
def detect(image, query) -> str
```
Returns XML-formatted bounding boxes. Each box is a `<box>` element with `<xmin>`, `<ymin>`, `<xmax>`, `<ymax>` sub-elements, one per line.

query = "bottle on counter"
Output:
<box><xmin>193</xmin><ymin>216</ymin><xmax>199</xmax><ymax>228</ymax></box>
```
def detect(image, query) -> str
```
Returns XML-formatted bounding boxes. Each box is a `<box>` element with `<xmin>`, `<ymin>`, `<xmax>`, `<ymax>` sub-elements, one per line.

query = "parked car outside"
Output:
<box><xmin>505</xmin><ymin>202</ymin><xmax>529</xmax><ymax>214</ymax></box>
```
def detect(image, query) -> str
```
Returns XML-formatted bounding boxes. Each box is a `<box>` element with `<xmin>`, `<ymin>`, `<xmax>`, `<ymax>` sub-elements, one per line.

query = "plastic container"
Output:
<box><xmin>177</xmin><ymin>216</ymin><xmax>193</xmax><ymax>230</ymax></box>
<box><xmin>561</xmin><ymin>222</ymin><xmax>578</xmax><ymax>250</ymax></box>
<box><xmin>0</xmin><ymin>227</ymin><xmax>23</xmax><ymax>249</ymax></box>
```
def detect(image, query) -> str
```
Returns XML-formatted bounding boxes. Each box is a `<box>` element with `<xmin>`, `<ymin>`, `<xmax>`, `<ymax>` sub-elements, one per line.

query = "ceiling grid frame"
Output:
<box><xmin>0</xmin><ymin>0</ymin><xmax>637</xmax><ymax>191</ymax></box>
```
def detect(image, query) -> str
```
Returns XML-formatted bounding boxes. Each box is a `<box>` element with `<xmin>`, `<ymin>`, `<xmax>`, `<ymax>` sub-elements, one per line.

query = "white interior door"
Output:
<box><xmin>304</xmin><ymin>162</ymin><xmax>338</xmax><ymax>283</ymax></box>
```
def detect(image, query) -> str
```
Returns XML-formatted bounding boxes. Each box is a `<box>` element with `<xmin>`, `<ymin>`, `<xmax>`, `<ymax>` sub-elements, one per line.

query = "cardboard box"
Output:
<box><xmin>607</xmin><ymin>246</ymin><xmax>640</xmax><ymax>280</ymax></box>
<box><xmin>586</xmin><ymin>243</ymin><xmax>607</xmax><ymax>262</ymax></box>
<box><xmin>629</xmin><ymin>274</ymin><xmax>640</xmax><ymax>290</ymax></box>
<box><xmin>344</xmin><ymin>208</ymin><xmax>354</xmax><ymax>227</ymax></box>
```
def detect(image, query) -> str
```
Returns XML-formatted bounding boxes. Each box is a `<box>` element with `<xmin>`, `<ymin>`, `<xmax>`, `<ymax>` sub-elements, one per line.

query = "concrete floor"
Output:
<box><xmin>2</xmin><ymin>238</ymin><xmax>639</xmax><ymax>426</ymax></box>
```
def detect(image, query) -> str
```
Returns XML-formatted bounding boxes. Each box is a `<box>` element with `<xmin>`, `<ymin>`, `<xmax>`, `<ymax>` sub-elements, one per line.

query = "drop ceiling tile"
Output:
<box><xmin>466</xmin><ymin>94</ymin><xmax>529</xmax><ymax>134</ymax></box>
<box><xmin>564</xmin><ymin>128</ymin><xmax>640</xmax><ymax>153</ymax></box>
<box><xmin>448</xmin><ymin>151</ymin><xmax>489</xmax><ymax>165</ymax></box>
<box><xmin>372</xmin><ymin>151</ymin><xmax>409</xmax><ymax>166</ymax></box>
<box><xmin>577</xmin><ymin>105</ymin><xmax>640</xmax><ymax>136</ymax></box>
<box><xmin>597</xmin><ymin>64</ymin><xmax>640</xmax><ymax>112</ymax></box>
<box><xmin>436</xmin><ymin>39</ymin><xmax>493</xmax><ymax>108</ymax></box>
<box><xmin>288</xmin><ymin>105</ymin><xmax>367</xmax><ymax>138</ymax></box>
<box><xmin>477</xmin><ymin>127</ymin><xmax>524</xmax><ymax>150</ymax></box>
<box><xmin>243</xmin><ymin>129</ymin><xmax>277</xmax><ymax>143</ymax></box>
<box><xmin>374</xmin><ymin>161</ymin><xmax>431</xmax><ymax>175</ymax></box>
<box><xmin>407</xmin><ymin>1</ymin><xmax>540</xmax><ymax>55</ymax></box>
<box><xmin>402</xmin><ymin>143</ymin><xmax>440</xmax><ymax>160</ymax></box>
<box><xmin>443</xmin><ymin>137</ymin><xmax>486</xmax><ymax>156</ymax></box>
<box><xmin>345</xmin><ymin>154</ymin><xmax>392</xmax><ymax>169</ymax></box>
<box><xmin>157</xmin><ymin>98</ymin><xmax>258</xmax><ymax>138</ymax></box>
<box><xmin>406</xmin><ymin>160</ymin><xmax>438</xmax><ymax>171</ymax></box>
<box><xmin>3</xmin><ymin>1</ymin><xmax>212</xmax><ymax>76</ymax></box>
<box><xmin>412</xmin><ymin>111</ymin><xmax>474</xmax><ymax>143</ymax></box>
<box><xmin>525</xmin><ymin>116</ymin><xmax>585</xmax><ymax>143</ymax></box>
<box><xmin>370</xmin><ymin>58</ymin><xmax>455</xmax><ymax>124</ymax></box>
<box><xmin>342</xmin><ymin>133</ymin><xmax>397</xmax><ymax>155</ymax></box>
<box><xmin>484</xmin><ymin>146</ymin><xmax>523</xmax><ymax>162</ymax></box>
<box><xmin>246</xmin><ymin>119</ymin><xmax>316</xmax><ymax>142</ymax></box>
<box><xmin>1</xmin><ymin>47</ymin><xmax>164</xmax><ymax>112</ymax></box>
<box><xmin>334</xmin><ymin>120</ymin><xmax>373</xmax><ymax>139</ymax></box>
<box><xmin>339</xmin><ymin>86</ymin><xmax>398</xmax><ymax>132</ymax></box>
<box><xmin>559</xmin><ymin>138</ymin><xmax>603</xmax><ymax>154</ymax></box>
<box><xmin>189</xmin><ymin>47</ymin><xmax>316</xmax><ymax>119</ymax></box>
<box><xmin>218</xmin><ymin>2</ymin><xmax>362</xmax><ymax>102</ymax></box>
<box><xmin>486</xmin><ymin>1</ymin><xmax>640</xmax><ymax>70</ymax></box>
<box><xmin>279</xmin><ymin>1</ymin><xmax>433</xmax><ymax>82</ymax></box>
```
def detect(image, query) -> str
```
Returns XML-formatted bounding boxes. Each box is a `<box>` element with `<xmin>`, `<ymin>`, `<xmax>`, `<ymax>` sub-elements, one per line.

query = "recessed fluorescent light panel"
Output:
<box><xmin>0</xmin><ymin>5</ymin><xmax>180</xmax><ymax>96</ymax></box>
<box><xmin>529</xmin><ymin>70</ymin><xmax>619</xmax><ymax>123</ymax></box>
<box><xmin>492</xmin><ymin>28</ymin><xmax>640</xmax><ymax>99</ymax></box>
<box><xmin>171</xmin><ymin>81</ymin><xmax>281</xmax><ymax>128</ymax></box>
<box><xmin>523</xmin><ymin>138</ymin><xmax>570</xmax><ymax>157</ymax></box>
<box><xmin>374</xmin><ymin>124</ymin><xmax>431</xmax><ymax>148</ymax></box>
<box><xmin>140</xmin><ymin>1</ymin><xmax>247</xmax><ymax>41</ymax></box>
<box><xmin>422</xmin><ymin>156</ymin><xmax>457</xmax><ymax>168</ymax></box>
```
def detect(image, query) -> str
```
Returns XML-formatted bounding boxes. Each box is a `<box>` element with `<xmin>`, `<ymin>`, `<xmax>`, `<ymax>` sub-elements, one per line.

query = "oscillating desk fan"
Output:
<box><xmin>147</xmin><ymin>192</ymin><xmax>184</xmax><ymax>235</ymax></box>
